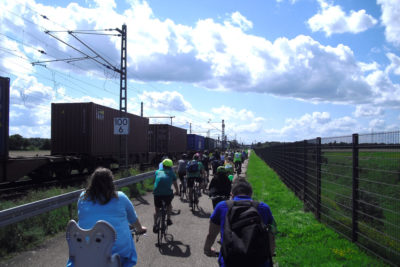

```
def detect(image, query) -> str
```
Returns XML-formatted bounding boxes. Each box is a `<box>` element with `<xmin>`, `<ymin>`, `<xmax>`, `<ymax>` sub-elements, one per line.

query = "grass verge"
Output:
<box><xmin>246</xmin><ymin>151</ymin><xmax>388</xmax><ymax>266</ymax></box>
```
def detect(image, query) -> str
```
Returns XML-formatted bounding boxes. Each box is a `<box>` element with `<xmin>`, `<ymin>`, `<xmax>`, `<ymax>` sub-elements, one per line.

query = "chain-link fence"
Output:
<box><xmin>254</xmin><ymin>131</ymin><xmax>400</xmax><ymax>266</ymax></box>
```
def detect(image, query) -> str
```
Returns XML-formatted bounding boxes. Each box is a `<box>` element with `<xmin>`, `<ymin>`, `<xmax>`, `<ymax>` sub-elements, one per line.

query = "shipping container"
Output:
<box><xmin>0</xmin><ymin>77</ymin><xmax>9</xmax><ymax>160</ymax></box>
<box><xmin>0</xmin><ymin>77</ymin><xmax>9</xmax><ymax>182</ymax></box>
<box><xmin>51</xmin><ymin>102</ymin><xmax>149</xmax><ymax>164</ymax></box>
<box><xmin>187</xmin><ymin>134</ymin><xmax>205</xmax><ymax>151</ymax></box>
<box><xmin>148</xmin><ymin>124</ymin><xmax>187</xmax><ymax>154</ymax></box>
<box><xmin>204</xmin><ymin>137</ymin><xmax>216</xmax><ymax>151</ymax></box>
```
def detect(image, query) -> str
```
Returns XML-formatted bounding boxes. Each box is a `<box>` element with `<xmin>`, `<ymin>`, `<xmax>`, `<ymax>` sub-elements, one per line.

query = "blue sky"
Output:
<box><xmin>0</xmin><ymin>0</ymin><xmax>399</xmax><ymax>144</ymax></box>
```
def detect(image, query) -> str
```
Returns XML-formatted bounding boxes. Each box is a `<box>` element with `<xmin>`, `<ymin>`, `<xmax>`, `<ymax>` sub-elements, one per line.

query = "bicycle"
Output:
<box><xmin>234</xmin><ymin>161</ymin><xmax>242</xmax><ymax>175</ymax></box>
<box><xmin>156</xmin><ymin>199</ymin><xmax>169</xmax><ymax>246</ymax></box>
<box><xmin>191</xmin><ymin>179</ymin><xmax>201</xmax><ymax>212</ymax></box>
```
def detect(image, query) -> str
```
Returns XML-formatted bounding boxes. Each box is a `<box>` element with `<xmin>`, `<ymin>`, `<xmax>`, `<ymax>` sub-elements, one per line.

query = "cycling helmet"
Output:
<box><xmin>162</xmin><ymin>158</ymin><xmax>173</xmax><ymax>167</ymax></box>
<box><xmin>193</xmin><ymin>153</ymin><xmax>200</xmax><ymax>160</ymax></box>
<box><xmin>217</xmin><ymin>166</ymin><xmax>226</xmax><ymax>173</ymax></box>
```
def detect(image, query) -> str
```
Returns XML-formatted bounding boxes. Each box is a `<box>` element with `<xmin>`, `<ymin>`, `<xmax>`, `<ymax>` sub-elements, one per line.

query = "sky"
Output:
<box><xmin>0</xmin><ymin>0</ymin><xmax>399</xmax><ymax>144</ymax></box>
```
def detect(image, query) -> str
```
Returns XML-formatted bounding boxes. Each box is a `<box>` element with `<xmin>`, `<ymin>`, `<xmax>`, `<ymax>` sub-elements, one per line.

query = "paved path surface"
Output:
<box><xmin>0</xmin><ymin>158</ymin><xmax>249</xmax><ymax>267</ymax></box>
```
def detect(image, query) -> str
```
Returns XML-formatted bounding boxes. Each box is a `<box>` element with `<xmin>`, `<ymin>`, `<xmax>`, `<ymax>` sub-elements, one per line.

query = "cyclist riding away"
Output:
<box><xmin>234</xmin><ymin>150</ymin><xmax>242</xmax><ymax>174</ymax></box>
<box><xmin>208</xmin><ymin>166</ymin><xmax>232</xmax><ymax>209</ymax></box>
<box><xmin>186</xmin><ymin>153</ymin><xmax>204</xmax><ymax>207</ymax></box>
<box><xmin>201</xmin><ymin>151</ymin><xmax>210</xmax><ymax>186</ymax></box>
<box><xmin>177</xmin><ymin>154</ymin><xmax>188</xmax><ymax>193</ymax></box>
<box><xmin>153</xmin><ymin>158</ymin><xmax>179</xmax><ymax>233</ymax></box>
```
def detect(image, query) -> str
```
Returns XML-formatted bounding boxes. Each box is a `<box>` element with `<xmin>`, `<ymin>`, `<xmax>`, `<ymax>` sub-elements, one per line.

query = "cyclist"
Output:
<box><xmin>201</xmin><ymin>151</ymin><xmax>210</xmax><ymax>186</ymax></box>
<box><xmin>233</xmin><ymin>150</ymin><xmax>242</xmax><ymax>174</ymax></box>
<box><xmin>242</xmin><ymin>150</ymin><xmax>247</xmax><ymax>162</ymax></box>
<box><xmin>224</xmin><ymin>156</ymin><xmax>234</xmax><ymax>178</ymax></box>
<box><xmin>177</xmin><ymin>154</ymin><xmax>188</xmax><ymax>193</ymax></box>
<box><xmin>211</xmin><ymin>152</ymin><xmax>223</xmax><ymax>176</ymax></box>
<box><xmin>153</xmin><ymin>158</ymin><xmax>179</xmax><ymax>233</ymax></box>
<box><xmin>208</xmin><ymin>166</ymin><xmax>232</xmax><ymax>209</ymax></box>
<box><xmin>186</xmin><ymin>153</ymin><xmax>204</xmax><ymax>206</ymax></box>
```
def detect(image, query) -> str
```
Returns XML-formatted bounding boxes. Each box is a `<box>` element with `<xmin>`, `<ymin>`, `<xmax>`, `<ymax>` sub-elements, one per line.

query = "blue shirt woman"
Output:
<box><xmin>67</xmin><ymin>167</ymin><xmax>146</xmax><ymax>267</ymax></box>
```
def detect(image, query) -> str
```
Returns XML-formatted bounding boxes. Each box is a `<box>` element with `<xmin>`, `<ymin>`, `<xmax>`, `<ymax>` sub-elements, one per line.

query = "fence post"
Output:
<box><xmin>303</xmin><ymin>140</ymin><xmax>307</xmax><ymax>202</ymax></box>
<box><xmin>352</xmin><ymin>133</ymin><xmax>359</xmax><ymax>242</ymax></box>
<box><xmin>316</xmin><ymin>137</ymin><xmax>321</xmax><ymax>221</ymax></box>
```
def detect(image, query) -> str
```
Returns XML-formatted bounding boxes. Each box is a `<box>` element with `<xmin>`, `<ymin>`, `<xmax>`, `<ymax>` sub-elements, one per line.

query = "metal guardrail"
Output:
<box><xmin>0</xmin><ymin>170</ymin><xmax>158</xmax><ymax>228</ymax></box>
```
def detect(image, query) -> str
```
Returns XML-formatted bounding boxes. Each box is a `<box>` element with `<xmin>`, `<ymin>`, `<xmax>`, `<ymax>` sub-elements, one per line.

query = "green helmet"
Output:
<box><xmin>162</xmin><ymin>158</ymin><xmax>173</xmax><ymax>167</ymax></box>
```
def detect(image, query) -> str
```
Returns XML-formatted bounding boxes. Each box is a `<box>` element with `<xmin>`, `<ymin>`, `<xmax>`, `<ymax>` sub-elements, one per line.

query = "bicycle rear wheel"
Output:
<box><xmin>157</xmin><ymin>217</ymin><xmax>162</xmax><ymax>246</ymax></box>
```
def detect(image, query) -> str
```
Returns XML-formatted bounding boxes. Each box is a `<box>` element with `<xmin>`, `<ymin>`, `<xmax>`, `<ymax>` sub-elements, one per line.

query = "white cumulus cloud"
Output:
<box><xmin>139</xmin><ymin>91</ymin><xmax>192</xmax><ymax>112</ymax></box>
<box><xmin>308</xmin><ymin>0</ymin><xmax>377</xmax><ymax>36</ymax></box>
<box><xmin>377</xmin><ymin>0</ymin><xmax>400</xmax><ymax>47</ymax></box>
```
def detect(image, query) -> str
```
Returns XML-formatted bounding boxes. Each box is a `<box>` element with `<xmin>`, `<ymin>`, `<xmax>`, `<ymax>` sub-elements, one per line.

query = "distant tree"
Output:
<box><xmin>9</xmin><ymin>134</ymin><xmax>25</xmax><ymax>150</ymax></box>
<box><xmin>40</xmin><ymin>139</ymin><xmax>51</xmax><ymax>150</ymax></box>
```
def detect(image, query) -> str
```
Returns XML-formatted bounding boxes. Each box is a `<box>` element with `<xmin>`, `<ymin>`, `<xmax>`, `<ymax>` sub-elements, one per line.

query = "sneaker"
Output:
<box><xmin>153</xmin><ymin>224</ymin><xmax>158</xmax><ymax>233</ymax></box>
<box><xmin>167</xmin><ymin>219</ymin><xmax>173</xmax><ymax>226</ymax></box>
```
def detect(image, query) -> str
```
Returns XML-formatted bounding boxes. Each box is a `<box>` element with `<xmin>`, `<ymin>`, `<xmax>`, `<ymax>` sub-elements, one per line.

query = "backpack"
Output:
<box><xmin>187</xmin><ymin>160</ymin><xmax>199</xmax><ymax>173</ymax></box>
<box><xmin>222</xmin><ymin>200</ymin><xmax>273</xmax><ymax>267</ymax></box>
<box><xmin>177</xmin><ymin>159</ymin><xmax>187</xmax><ymax>173</ymax></box>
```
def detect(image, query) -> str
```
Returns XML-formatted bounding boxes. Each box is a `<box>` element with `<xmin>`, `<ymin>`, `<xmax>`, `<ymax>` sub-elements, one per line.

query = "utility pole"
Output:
<box><xmin>140</xmin><ymin>102</ymin><xmax>143</xmax><ymax>117</ymax></box>
<box><xmin>222</xmin><ymin>119</ymin><xmax>225</xmax><ymax>150</ymax></box>
<box><xmin>33</xmin><ymin>25</ymin><xmax>129</xmax><ymax>168</ymax></box>
<box><xmin>116</xmin><ymin>24</ymin><xmax>128</xmax><ymax>168</ymax></box>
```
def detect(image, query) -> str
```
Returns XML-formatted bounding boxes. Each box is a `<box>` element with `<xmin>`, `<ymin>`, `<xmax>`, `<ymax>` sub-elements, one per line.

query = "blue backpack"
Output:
<box><xmin>187</xmin><ymin>160</ymin><xmax>199</xmax><ymax>173</ymax></box>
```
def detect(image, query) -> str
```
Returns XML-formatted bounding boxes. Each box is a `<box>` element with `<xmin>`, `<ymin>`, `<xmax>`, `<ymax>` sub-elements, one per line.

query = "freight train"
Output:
<box><xmin>0</xmin><ymin>77</ymin><xmax>222</xmax><ymax>183</ymax></box>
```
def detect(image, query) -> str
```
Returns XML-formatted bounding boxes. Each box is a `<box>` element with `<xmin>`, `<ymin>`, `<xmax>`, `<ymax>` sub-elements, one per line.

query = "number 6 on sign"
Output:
<box><xmin>114</xmin><ymin>117</ymin><xmax>129</xmax><ymax>135</ymax></box>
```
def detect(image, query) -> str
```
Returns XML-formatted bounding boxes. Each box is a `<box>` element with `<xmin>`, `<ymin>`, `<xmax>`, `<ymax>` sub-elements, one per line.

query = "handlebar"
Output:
<box><xmin>130</xmin><ymin>227</ymin><xmax>147</xmax><ymax>242</ymax></box>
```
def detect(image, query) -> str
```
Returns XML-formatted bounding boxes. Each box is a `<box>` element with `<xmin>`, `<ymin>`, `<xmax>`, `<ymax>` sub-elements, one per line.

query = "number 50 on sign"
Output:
<box><xmin>114</xmin><ymin>117</ymin><xmax>129</xmax><ymax>135</ymax></box>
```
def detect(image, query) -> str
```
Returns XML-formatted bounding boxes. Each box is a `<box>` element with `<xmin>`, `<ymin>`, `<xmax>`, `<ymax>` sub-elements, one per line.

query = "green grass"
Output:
<box><xmin>247</xmin><ymin>151</ymin><xmax>389</xmax><ymax>267</ymax></box>
<box><xmin>0</xmin><ymin>187</ymin><xmax>78</xmax><ymax>259</ymax></box>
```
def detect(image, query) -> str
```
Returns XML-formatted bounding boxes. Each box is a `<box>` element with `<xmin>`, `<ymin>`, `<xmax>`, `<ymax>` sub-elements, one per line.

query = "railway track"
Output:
<box><xmin>0</xmin><ymin>174</ymin><xmax>88</xmax><ymax>200</ymax></box>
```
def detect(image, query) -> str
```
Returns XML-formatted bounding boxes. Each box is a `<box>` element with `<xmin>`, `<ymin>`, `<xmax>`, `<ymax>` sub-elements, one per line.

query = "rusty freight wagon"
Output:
<box><xmin>51</xmin><ymin>102</ymin><xmax>149</xmax><ymax>172</ymax></box>
<box><xmin>148</xmin><ymin>124</ymin><xmax>187</xmax><ymax>161</ymax></box>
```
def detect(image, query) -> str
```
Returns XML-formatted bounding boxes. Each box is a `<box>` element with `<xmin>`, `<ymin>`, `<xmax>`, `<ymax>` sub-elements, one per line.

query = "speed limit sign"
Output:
<box><xmin>114</xmin><ymin>117</ymin><xmax>129</xmax><ymax>135</ymax></box>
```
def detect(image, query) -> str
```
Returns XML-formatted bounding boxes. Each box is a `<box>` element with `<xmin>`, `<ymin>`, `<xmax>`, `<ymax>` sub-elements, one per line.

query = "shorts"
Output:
<box><xmin>187</xmin><ymin>177</ymin><xmax>202</xmax><ymax>188</ymax></box>
<box><xmin>154</xmin><ymin>195</ymin><xmax>174</xmax><ymax>208</ymax></box>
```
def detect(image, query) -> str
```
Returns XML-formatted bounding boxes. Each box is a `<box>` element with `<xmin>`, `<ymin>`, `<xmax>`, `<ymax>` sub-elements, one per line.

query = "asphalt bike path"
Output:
<box><xmin>0</xmin><ymin>158</ymin><xmax>249</xmax><ymax>267</ymax></box>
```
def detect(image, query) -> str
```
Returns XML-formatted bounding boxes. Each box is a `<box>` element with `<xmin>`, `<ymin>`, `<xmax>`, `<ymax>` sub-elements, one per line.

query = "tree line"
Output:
<box><xmin>9</xmin><ymin>134</ymin><xmax>51</xmax><ymax>150</ymax></box>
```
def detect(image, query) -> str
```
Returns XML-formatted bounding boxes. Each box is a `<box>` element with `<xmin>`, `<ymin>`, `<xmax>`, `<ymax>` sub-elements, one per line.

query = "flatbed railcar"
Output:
<box><xmin>0</xmin><ymin>76</ymin><xmax>210</xmax><ymax>184</ymax></box>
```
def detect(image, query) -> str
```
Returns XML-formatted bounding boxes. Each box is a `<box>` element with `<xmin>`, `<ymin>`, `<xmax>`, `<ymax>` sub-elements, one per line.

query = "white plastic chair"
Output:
<box><xmin>66</xmin><ymin>219</ymin><xmax>121</xmax><ymax>267</ymax></box>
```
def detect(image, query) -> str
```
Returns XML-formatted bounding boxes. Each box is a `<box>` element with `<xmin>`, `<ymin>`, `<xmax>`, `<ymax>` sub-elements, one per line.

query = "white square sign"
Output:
<box><xmin>114</xmin><ymin>117</ymin><xmax>129</xmax><ymax>135</ymax></box>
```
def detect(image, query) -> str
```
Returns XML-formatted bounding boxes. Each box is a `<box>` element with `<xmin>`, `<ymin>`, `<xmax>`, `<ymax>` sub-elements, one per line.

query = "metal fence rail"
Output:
<box><xmin>0</xmin><ymin>170</ymin><xmax>158</xmax><ymax>228</ymax></box>
<box><xmin>254</xmin><ymin>131</ymin><xmax>400</xmax><ymax>266</ymax></box>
